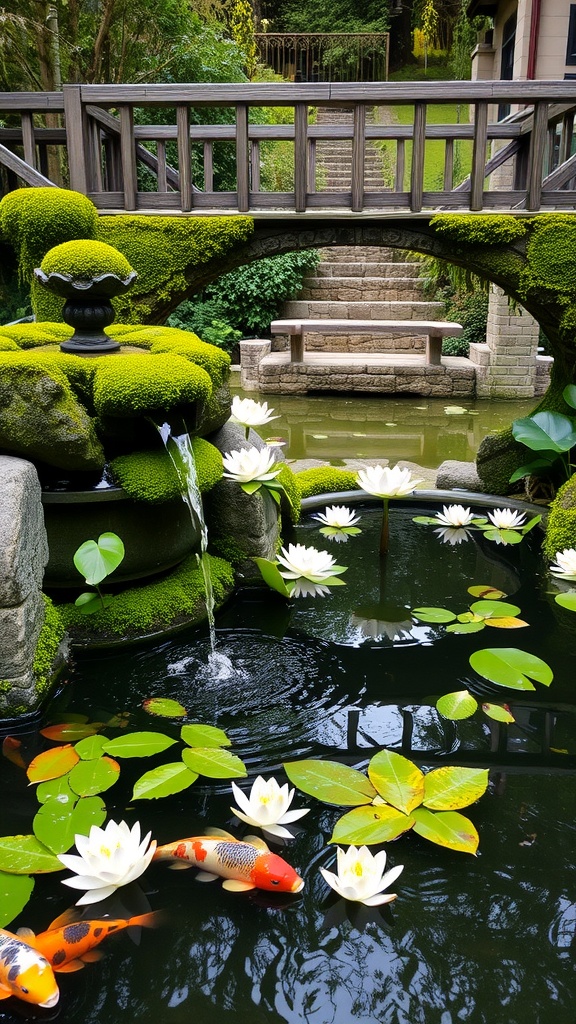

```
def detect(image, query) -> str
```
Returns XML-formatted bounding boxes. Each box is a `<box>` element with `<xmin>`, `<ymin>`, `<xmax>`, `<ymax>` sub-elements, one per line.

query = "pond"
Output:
<box><xmin>1</xmin><ymin>501</ymin><xmax>575</xmax><ymax>1024</ymax></box>
<box><xmin>230</xmin><ymin>387</ymin><xmax>536</xmax><ymax>466</ymax></box>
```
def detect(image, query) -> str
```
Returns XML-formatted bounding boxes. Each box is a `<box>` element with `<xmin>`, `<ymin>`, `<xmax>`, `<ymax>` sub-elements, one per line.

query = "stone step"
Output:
<box><xmin>315</xmin><ymin>262</ymin><xmax>421</xmax><ymax>278</ymax></box>
<box><xmin>300</xmin><ymin>277</ymin><xmax>427</xmax><ymax>302</ymax></box>
<box><xmin>318</xmin><ymin>246</ymin><xmax>421</xmax><ymax>263</ymax></box>
<box><xmin>283</xmin><ymin>299</ymin><xmax>445</xmax><ymax>320</ymax></box>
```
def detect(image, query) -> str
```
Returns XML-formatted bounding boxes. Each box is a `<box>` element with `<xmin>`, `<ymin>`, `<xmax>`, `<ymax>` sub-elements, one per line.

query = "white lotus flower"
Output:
<box><xmin>487</xmin><ymin>508</ymin><xmax>526</xmax><ymax>530</ymax></box>
<box><xmin>356</xmin><ymin>464</ymin><xmax>423</xmax><ymax>499</ymax></box>
<box><xmin>57</xmin><ymin>819</ymin><xmax>156</xmax><ymax>906</ymax></box>
<box><xmin>276</xmin><ymin>543</ymin><xmax>346</xmax><ymax>584</ymax></box>
<box><xmin>230</xmin><ymin>776</ymin><xmax>309</xmax><ymax>839</ymax></box>
<box><xmin>222</xmin><ymin>447</ymin><xmax>281</xmax><ymax>484</ymax></box>
<box><xmin>434</xmin><ymin>504</ymin><xmax>475</xmax><ymax>528</ymax></box>
<box><xmin>550</xmin><ymin>548</ymin><xmax>576</xmax><ymax>579</ymax></box>
<box><xmin>320</xmin><ymin>845</ymin><xmax>404</xmax><ymax>906</ymax></box>
<box><xmin>434</xmin><ymin>527</ymin><xmax>472</xmax><ymax>546</ymax></box>
<box><xmin>290</xmin><ymin>578</ymin><xmax>333</xmax><ymax>597</ymax></box>
<box><xmin>313</xmin><ymin>505</ymin><xmax>360</xmax><ymax>529</ymax></box>
<box><xmin>231</xmin><ymin>396</ymin><xmax>279</xmax><ymax>430</ymax></box>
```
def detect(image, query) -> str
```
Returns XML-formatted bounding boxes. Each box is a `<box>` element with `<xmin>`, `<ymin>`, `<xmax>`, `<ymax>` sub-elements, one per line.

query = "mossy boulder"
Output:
<box><xmin>0</xmin><ymin>354</ymin><xmax>104</xmax><ymax>471</ymax></box>
<box><xmin>92</xmin><ymin>352</ymin><xmax>212</xmax><ymax>419</ymax></box>
<box><xmin>0</xmin><ymin>188</ymin><xmax>99</xmax><ymax>280</ymax></box>
<box><xmin>40</xmin><ymin>239</ymin><xmax>134</xmax><ymax>281</ymax></box>
<box><xmin>475</xmin><ymin>428</ymin><xmax>530</xmax><ymax>496</ymax></box>
<box><xmin>110</xmin><ymin>438</ymin><xmax>223</xmax><ymax>504</ymax></box>
<box><xmin>542</xmin><ymin>474</ymin><xmax>576</xmax><ymax>559</ymax></box>
<box><xmin>295</xmin><ymin>466</ymin><xmax>360</xmax><ymax>499</ymax></box>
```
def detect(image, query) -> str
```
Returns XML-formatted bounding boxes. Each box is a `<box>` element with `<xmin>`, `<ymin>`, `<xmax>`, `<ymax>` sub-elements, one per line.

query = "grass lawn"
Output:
<box><xmin>376</xmin><ymin>101</ymin><xmax>473</xmax><ymax>191</ymax></box>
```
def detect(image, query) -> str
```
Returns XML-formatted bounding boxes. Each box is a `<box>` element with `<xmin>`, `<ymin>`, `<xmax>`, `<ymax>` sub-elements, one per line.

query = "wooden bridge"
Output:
<box><xmin>4</xmin><ymin>80</ymin><xmax>576</xmax><ymax>218</ymax></box>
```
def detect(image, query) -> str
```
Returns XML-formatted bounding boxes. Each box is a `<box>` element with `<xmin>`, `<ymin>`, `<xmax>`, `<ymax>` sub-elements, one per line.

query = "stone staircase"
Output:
<box><xmin>279</xmin><ymin>107</ymin><xmax>446</xmax><ymax>355</ymax></box>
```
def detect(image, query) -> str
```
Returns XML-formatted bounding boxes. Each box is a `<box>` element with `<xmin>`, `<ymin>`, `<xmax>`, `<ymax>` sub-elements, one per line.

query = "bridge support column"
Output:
<box><xmin>470</xmin><ymin>284</ymin><xmax>550</xmax><ymax>399</ymax></box>
<box><xmin>239</xmin><ymin>339</ymin><xmax>271</xmax><ymax>392</ymax></box>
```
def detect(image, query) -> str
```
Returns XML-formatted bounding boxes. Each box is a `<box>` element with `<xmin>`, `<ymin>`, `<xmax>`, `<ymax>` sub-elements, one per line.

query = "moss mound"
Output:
<box><xmin>276</xmin><ymin>463</ymin><xmax>301</xmax><ymax>523</ymax></box>
<box><xmin>111</xmin><ymin>438</ymin><xmax>223</xmax><ymax>503</ymax></box>
<box><xmin>0</xmin><ymin>322</ymin><xmax>73</xmax><ymax>348</ymax></box>
<box><xmin>59</xmin><ymin>553</ymin><xmax>235</xmax><ymax>644</ymax></box>
<box><xmin>0</xmin><ymin>188</ymin><xmax>99</xmax><ymax>280</ymax></box>
<box><xmin>430</xmin><ymin>215</ymin><xmax>528</xmax><ymax>247</ymax></box>
<box><xmin>295</xmin><ymin>466</ymin><xmax>360</xmax><ymax>499</ymax></box>
<box><xmin>542</xmin><ymin>474</ymin><xmax>576</xmax><ymax>559</ymax></box>
<box><xmin>40</xmin><ymin>239</ymin><xmax>134</xmax><ymax>280</ymax></box>
<box><xmin>92</xmin><ymin>353</ymin><xmax>212</xmax><ymax>418</ymax></box>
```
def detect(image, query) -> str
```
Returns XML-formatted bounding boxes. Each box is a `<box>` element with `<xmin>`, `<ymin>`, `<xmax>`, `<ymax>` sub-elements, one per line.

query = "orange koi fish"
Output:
<box><xmin>153</xmin><ymin>829</ymin><xmax>304</xmax><ymax>893</ymax></box>
<box><xmin>18</xmin><ymin>909</ymin><xmax>159</xmax><ymax>973</ymax></box>
<box><xmin>0</xmin><ymin>928</ymin><xmax>59</xmax><ymax>1007</ymax></box>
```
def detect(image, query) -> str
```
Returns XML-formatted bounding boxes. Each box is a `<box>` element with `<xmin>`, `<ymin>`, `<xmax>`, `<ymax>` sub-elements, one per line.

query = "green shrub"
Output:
<box><xmin>0</xmin><ymin>322</ymin><xmax>73</xmax><ymax>348</ymax></box>
<box><xmin>443</xmin><ymin>290</ymin><xmax>489</xmax><ymax>355</ymax></box>
<box><xmin>0</xmin><ymin>188</ymin><xmax>99</xmax><ymax>280</ymax></box>
<box><xmin>295</xmin><ymin>466</ymin><xmax>360</xmax><ymax>499</ymax></box>
<box><xmin>111</xmin><ymin>437</ymin><xmax>223</xmax><ymax>503</ymax></box>
<box><xmin>40</xmin><ymin>240</ymin><xmax>134</xmax><ymax>280</ymax></box>
<box><xmin>92</xmin><ymin>353</ymin><xmax>212</xmax><ymax>418</ymax></box>
<box><xmin>430</xmin><ymin>214</ymin><xmax>528</xmax><ymax>247</ymax></box>
<box><xmin>542</xmin><ymin>474</ymin><xmax>576</xmax><ymax>559</ymax></box>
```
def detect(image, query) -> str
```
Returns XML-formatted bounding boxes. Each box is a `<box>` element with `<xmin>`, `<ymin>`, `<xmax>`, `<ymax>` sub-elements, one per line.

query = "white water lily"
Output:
<box><xmin>320</xmin><ymin>845</ymin><xmax>404</xmax><ymax>906</ymax></box>
<box><xmin>222</xmin><ymin>446</ymin><xmax>281</xmax><ymax>484</ymax></box>
<box><xmin>356</xmin><ymin>464</ymin><xmax>423</xmax><ymax>499</ymax></box>
<box><xmin>550</xmin><ymin>548</ymin><xmax>576</xmax><ymax>579</ymax></box>
<box><xmin>230</xmin><ymin>776</ymin><xmax>309</xmax><ymax>839</ymax></box>
<box><xmin>231</xmin><ymin>396</ymin><xmax>279</xmax><ymax>433</ymax></box>
<box><xmin>290</xmin><ymin>578</ymin><xmax>333</xmax><ymax>598</ymax></box>
<box><xmin>58</xmin><ymin>819</ymin><xmax>156</xmax><ymax>906</ymax></box>
<box><xmin>434</xmin><ymin>527</ymin><xmax>472</xmax><ymax>546</ymax></box>
<box><xmin>487</xmin><ymin>508</ymin><xmax>526</xmax><ymax>530</ymax></box>
<box><xmin>313</xmin><ymin>505</ymin><xmax>360</xmax><ymax>529</ymax></box>
<box><xmin>276</xmin><ymin>543</ymin><xmax>346</xmax><ymax>585</ymax></box>
<box><xmin>434</xmin><ymin>504</ymin><xmax>475</xmax><ymax>528</ymax></box>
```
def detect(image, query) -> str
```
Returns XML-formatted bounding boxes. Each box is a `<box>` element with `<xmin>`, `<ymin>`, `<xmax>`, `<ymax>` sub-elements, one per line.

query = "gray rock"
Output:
<box><xmin>0</xmin><ymin>457</ymin><xmax>48</xmax><ymax>605</ymax></box>
<box><xmin>436</xmin><ymin>460</ymin><xmax>486</xmax><ymax>493</ymax></box>
<box><xmin>0</xmin><ymin>591</ymin><xmax>46</xmax><ymax>677</ymax></box>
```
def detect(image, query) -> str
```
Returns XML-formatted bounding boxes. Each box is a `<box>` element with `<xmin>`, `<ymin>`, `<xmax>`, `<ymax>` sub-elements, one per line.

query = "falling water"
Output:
<box><xmin>155</xmin><ymin>421</ymin><xmax>217</xmax><ymax>652</ymax></box>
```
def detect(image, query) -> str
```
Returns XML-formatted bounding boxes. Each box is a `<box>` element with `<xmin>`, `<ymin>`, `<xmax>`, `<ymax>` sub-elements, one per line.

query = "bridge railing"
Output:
<box><xmin>2</xmin><ymin>81</ymin><xmax>576</xmax><ymax>215</ymax></box>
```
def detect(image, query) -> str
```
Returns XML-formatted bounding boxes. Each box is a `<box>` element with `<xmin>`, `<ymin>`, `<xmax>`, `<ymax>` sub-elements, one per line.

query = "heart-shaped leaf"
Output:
<box><xmin>74</xmin><ymin>735</ymin><xmax>108</xmax><ymax>761</ymax></box>
<box><xmin>563</xmin><ymin>383</ymin><xmax>576</xmax><ymax>410</ymax></box>
<box><xmin>73</xmin><ymin>532</ymin><xmax>125</xmax><ymax>586</ymax></box>
<box><xmin>283</xmin><ymin>759</ymin><xmax>376</xmax><ymax>806</ymax></box>
<box><xmin>36</xmin><ymin>773</ymin><xmax>75</xmax><ymax>804</ymax></box>
<box><xmin>27</xmin><ymin>745</ymin><xmax>80</xmax><ymax>784</ymax></box>
<box><xmin>368</xmin><ymin>750</ymin><xmax>425</xmax><ymax>814</ymax></box>
<box><xmin>181</xmin><ymin>747</ymin><xmax>246</xmax><ymax>779</ymax></box>
<box><xmin>446</xmin><ymin>621</ymin><xmax>486</xmax><ymax>634</ymax></box>
<box><xmin>512</xmin><ymin>411</ymin><xmax>576</xmax><ymax>452</ymax></box>
<box><xmin>330</xmin><ymin>804</ymin><xmax>415</xmax><ymax>845</ymax></box>
<box><xmin>0</xmin><ymin>871</ymin><xmax>35</xmax><ymax>927</ymax></box>
<box><xmin>423</xmin><ymin>767</ymin><xmax>489</xmax><ymax>810</ymax></box>
<box><xmin>470</xmin><ymin>648</ymin><xmax>553</xmax><ymax>690</ymax></box>
<box><xmin>180</xmin><ymin>724</ymin><xmax>231</xmax><ymax>748</ymax></box>
<box><xmin>436</xmin><ymin>691</ymin><xmax>478</xmax><ymax>720</ymax></box>
<box><xmin>411</xmin><ymin>807</ymin><xmax>479</xmax><ymax>854</ymax></box>
<box><xmin>0</xmin><ymin>836</ymin><xmax>63</xmax><ymax>873</ymax></box>
<box><xmin>102</xmin><ymin>732</ymin><xmax>176</xmax><ymax>758</ymax></box>
<box><xmin>132</xmin><ymin>762</ymin><xmax>199</xmax><ymax>800</ymax></box>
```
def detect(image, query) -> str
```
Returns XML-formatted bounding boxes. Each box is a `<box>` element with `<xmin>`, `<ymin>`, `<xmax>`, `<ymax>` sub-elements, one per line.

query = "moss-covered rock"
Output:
<box><xmin>475</xmin><ymin>428</ymin><xmax>531</xmax><ymax>496</ymax></box>
<box><xmin>0</xmin><ymin>322</ymin><xmax>73</xmax><ymax>348</ymax></box>
<box><xmin>92</xmin><ymin>352</ymin><xmax>212</xmax><ymax>418</ymax></box>
<box><xmin>34</xmin><ymin>595</ymin><xmax>67</xmax><ymax>697</ymax></box>
<box><xmin>430</xmin><ymin>214</ymin><xmax>528</xmax><ymax>247</ymax></box>
<box><xmin>0</xmin><ymin>188</ymin><xmax>99</xmax><ymax>280</ymax></box>
<box><xmin>542</xmin><ymin>474</ymin><xmax>576</xmax><ymax>559</ymax></box>
<box><xmin>0</xmin><ymin>354</ymin><xmax>104</xmax><ymax>471</ymax></box>
<box><xmin>58</xmin><ymin>553</ymin><xmax>234</xmax><ymax>645</ymax></box>
<box><xmin>40</xmin><ymin>239</ymin><xmax>134</xmax><ymax>281</ymax></box>
<box><xmin>110</xmin><ymin>437</ymin><xmax>223</xmax><ymax>503</ymax></box>
<box><xmin>295</xmin><ymin>466</ymin><xmax>360</xmax><ymax>499</ymax></box>
<box><xmin>276</xmin><ymin>463</ymin><xmax>301</xmax><ymax>524</ymax></box>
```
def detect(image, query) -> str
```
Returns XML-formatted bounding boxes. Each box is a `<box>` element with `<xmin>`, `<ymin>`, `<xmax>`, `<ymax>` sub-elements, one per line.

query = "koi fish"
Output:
<box><xmin>153</xmin><ymin>829</ymin><xmax>304</xmax><ymax>893</ymax></box>
<box><xmin>0</xmin><ymin>928</ymin><xmax>59</xmax><ymax>1007</ymax></box>
<box><xmin>18</xmin><ymin>909</ymin><xmax>159</xmax><ymax>973</ymax></box>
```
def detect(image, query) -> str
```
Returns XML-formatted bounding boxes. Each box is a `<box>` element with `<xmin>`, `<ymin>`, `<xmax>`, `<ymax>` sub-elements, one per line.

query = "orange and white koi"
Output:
<box><xmin>153</xmin><ymin>829</ymin><xmax>304</xmax><ymax>893</ymax></box>
<box><xmin>18</xmin><ymin>909</ymin><xmax>159</xmax><ymax>974</ymax></box>
<box><xmin>0</xmin><ymin>928</ymin><xmax>59</xmax><ymax>1007</ymax></box>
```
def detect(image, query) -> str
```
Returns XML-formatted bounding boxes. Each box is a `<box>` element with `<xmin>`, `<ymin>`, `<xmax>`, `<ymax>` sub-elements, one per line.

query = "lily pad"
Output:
<box><xmin>482</xmin><ymin>703</ymin><xmax>515</xmax><ymax>723</ymax></box>
<box><xmin>330</xmin><ymin>805</ymin><xmax>414</xmax><ymax>845</ymax></box>
<box><xmin>180</xmin><ymin>724</ymin><xmax>231</xmax><ymax>748</ymax></box>
<box><xmin>40</xmin><ymin>722</ymin><xmax>98</xmax><ymax>742</ymax></box>
<box><xmin>68</xmin><ymin>755</ymin><xmax>120</xmax><ymax>796</ymax></box>
<box><xmin>33</xmin><ymin>794</ymin><xmax>106</xmax><ymax>854</ymax></box>
<box><xmin>0</xmin><ymin>871</ymin><xmax>34</xmax><ymax>927</ymax></box>
<box><xmin>423</xmin><ymin>766</ymin><xmax>489</xmax><ymax>811</ymax></box>
<box><xmin>555</xmin><ymin>593</ymin><xmax>576</xmax><ymax>612</ymax></box>
<box><xmin>436</xmin><ymin>691</ymin><xmax>478</xmax><ymax>720</ymax></box>
<box><xmin>411</xmin><ymin>607</ymin><xmax>457</xmax><ymax>624</ymax></box>
<box><xmin>27</xmin><ymin>744</ymin><xmax>80</xmax><ymax>784</ymax></box>
<box><xmin>469</xmin><ymin>600</ymin><xmax>521</xmax><ymax>618</ymax></box>
<box><xmin>102</xmin><ymin>732</ymin><xmax>176</xmax><ymax>758</ymax></box>
<box><xmin>0</xmin><ymin>835</ymin><xmax>63</xmax><ymax>873</ymax></box>
<box><xmin>132</xmin><ymin>762</ymin><xmax>199</xmax><ymax>800</ymax></box>
<box><xmin>284</xmin><ymin>759</ymin><xmax>376</xmax><ymax>806</ymax></box>
<box><xmin>467</xmin><ymin>585</ymin><xmax>507</xmax><ymax>599</ymax></box>
<box><xmin>143</xmin><ymin>698</ymin><xmax>187</xmax><ymax>719</ymax></box>
<box><xmin>470</xmin><ymin>648</ymin><xmax>553</xmax><ymax>690</ymax></box>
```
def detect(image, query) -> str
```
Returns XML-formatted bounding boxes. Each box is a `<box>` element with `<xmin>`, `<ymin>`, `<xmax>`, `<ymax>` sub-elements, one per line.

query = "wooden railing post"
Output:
<box><xmin>294</xmin><ymin>102</ymin><xmax>308</xmax><ymax>212</ymax></box>
<box><xmin>63</xmin><ymin>85</ymin><xmax>90</xmax><ymax>194</ymax></box>
<box><xmin>236</xmin><ymin>103</ymin><xmax>250</xmax><ymax>212</ymax></box>
<box><xmin>119</xmin><ymin>105</ymin><xmax>138</xmax><ymax>211</ymax></box>
<box><xmin>351</xmin><ymin>103</ymin><xmax>365</xmax><ymax>212</ymax></box>
<box><xmin>527</xmin><ymin>100</ymin><xmax>549</xmax><ymax>211</ymax></box>
<box><xmin>410</xmin><ymin>101</ymin><xmax>426</xmax><ymax>212</ymax></box>
<box><xmin>470</xmin><ymin>101</ymin><xmax>488</xmax><ymax>210</ymax></box>
<box><xmin>176</xmin><ymin>104</ymin><xmax>192</xmax><ymax>212</ymax></box>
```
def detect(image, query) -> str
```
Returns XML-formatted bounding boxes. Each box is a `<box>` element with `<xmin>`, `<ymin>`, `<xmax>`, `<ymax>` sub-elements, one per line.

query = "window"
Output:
<box><xmin>499</xmin><ymin>12</ymin><xmax>517</xmax><ymax>119</ymax></box>
<box><xmin>566</xmin><ymin>5</ymin><xmax>576</xmax><ymax>64</ymax></box>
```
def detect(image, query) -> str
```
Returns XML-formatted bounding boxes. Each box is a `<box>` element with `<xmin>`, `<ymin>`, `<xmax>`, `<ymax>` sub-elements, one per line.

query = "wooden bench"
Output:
<box><xmin>269</xmin><ymin>318</ymin><xmax>464</xmax><ymax>365</ymax></box>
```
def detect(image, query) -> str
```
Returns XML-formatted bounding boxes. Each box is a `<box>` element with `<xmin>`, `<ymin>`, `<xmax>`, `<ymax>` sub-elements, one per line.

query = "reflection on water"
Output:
<box><xmin>231</xmin><ymin>388</ymin><xmax>536</xmax><ymax>467</ymax></box>
<box><xmin>1</xmin><ymin>509</ymin><xmax>576</xmax><ymax>1024</ymax></box>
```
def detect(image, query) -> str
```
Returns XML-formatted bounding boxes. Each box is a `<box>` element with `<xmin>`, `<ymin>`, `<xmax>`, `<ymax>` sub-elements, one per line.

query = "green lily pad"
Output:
<box><xmin>283</xmin><ymin>759</ymin><xmax>376</xmax><ymax>806</ymax></box>
<box><xmin>436</xmin><ymin>690</ymin><xmax>478</xmax><ymax>720</ymax></box>
<box><xmin>132</xmin><ymin>762</ymin><xmax>199</xmax><ymax>800</ymax></box>
<box><xmin>68</xmin><ymin>755</ymin><xmax>120</xmax><ymax>797</ymax></box>
<box><xmin>180</xmin><ymin>724</ymin><xmax>231</xmax><ymax>748</ymax></box>
<box><xmin>0</xmin><ymin>835</ymin><xmax>63</xmax><ymax>874</ymax></box>
<box><xmin>0</xmin><ymin>871</ymin><xmax>35</xmax><ymax>927</ymax></box>
<box><xmin>330</xmin><ymin>804</ymin><xmax>414</xmax><ymax>845</ymax></box>
<box><xmin>470</xmin><ymin>648</ymin><xmax>553</xmax><ymax>690</ymax></box>
<box><xmin>143</xmin><ymin>698</ymin><xmax>187</xmax><ymax>719</ymax></box>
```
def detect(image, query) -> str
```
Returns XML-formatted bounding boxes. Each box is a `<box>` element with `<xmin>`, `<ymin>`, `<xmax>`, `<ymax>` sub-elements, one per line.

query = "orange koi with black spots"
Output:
<box><xmin>19</xmin><ymin>910</ymin><xmax>159</xmax><ymax>973</ymax></box>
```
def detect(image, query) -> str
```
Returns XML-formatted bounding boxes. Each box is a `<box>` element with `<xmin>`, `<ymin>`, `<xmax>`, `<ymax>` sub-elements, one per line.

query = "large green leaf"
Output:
<box><xmin>469</xmin><ymin>600</ymin><xmax>521</xmax><ymax>618</ymax></box>
<box><xmin>470</xmin><ymin>648</ymin><xmax>553</xmax><ymax>690</ymax></box>
<box><xmin>446</xmin><ymin>621</ymin><xmax>486</xmax><ymax>634</ymax></box>
<box><xmin>253</xmin><ymin>557</ymin><xmax>291</xmax><ymax>598</ymax></box>
<box><xmin>509</xmin><ymin>456</ymin><xmax>559</xmax><ymax>483</ymax></box>
<box><xmin>0</xmin><ymin>871</ymin><xmax>34</xmax><ymax>927</ymax></box>
<box><xmin>36</xmin><ymin>773</ymin><xmax>75</xmax><ymax>804</ymax></box>
<box><xmin>330</xmin><ymin>804</ymin><xmax>414</xmax><ymax>845</ymax></box>
<box><xmin>411</xmin><ymin>607</ymin><xmax>456</xmax><ymax>624</ymax></box>
<box><xmin>436</xmin><ymin>691</ymin><xmax>478</xmax><ymax>720</ymax></box>
<box><xmin>283</xmin><ymin>759</ymin><xmax>376</xmax><ymax>806</ymax></box>
<box><xmin>73</xmin><ymin>532</ymin><xmax>125</xmax><ymax>586</ymax></box>
<box><xmin>411</xmin><ymin>807</ymin><xmax>479</xmax><ymax>854</ymax></box>
<box><xmin>181</xmin><ymin>747</ymin><xmax>247</xmax><ymax>779</ymax></box>
<box><xmin>132</xmin><ymin>762</ymin><xmax>198</xmax><ymax>800</ymax></box>
<box><xmin>102</xmin><ymin>732</ymin><xmax>176</xmax><ymax>758</ymax></box>
<box><xmin>33</xmin><ymin>795</ymin><xmax>106</xmax><ymax>854</ymax></box>
<box><xmin>68</xmin><ymin>756</ymin><xmax>120</xmax><ymax>797</ymax></box>
<box><xmin>27</xmin><ymin>744</ymin><xmax>80</xmax><ymax>784</ymax></box>
<box><xmin>563</xmin><ymin>383</ymin><xmax>576</xmax><ymax>411</ymax></box>
<box><xmin>0</xmin><ymin>835</ymin><xmax>63</xmax><ymax>873</ymax></box>
<box><xmin>180</xmin><ymin>724</ymin><xmax>231</xmax><ymax>749</ymax></box>
<box><xmin>74</xmin><ymin>735</ymin><xmax>108</xmax><ymax>761</ymax></box>
<box><xmin>555</xmin><ymin>593</ymin><xmax>576</xmax><ymax>612</ymax></box>
<box><xmin>368</xmin><ymin>750</ymin><xmax>425</xmax><ymax>814</ymax></box>
<box><xmin>143</xmin><ymin>698</ymin><xmax>187</xmax><ymax>719</ymax></box>
<box><xmin>482</xmin><ymin>703</ymin><xmax>515</xmax><ymax>723</ymax></box>
<box><xmin>423</xmin><ymin>767</ymin><xmax>489</xmax><ymax>810</ymax></box>
<box><xmin>512</xmin><ymin>411</ymin><xmax>576</xmax><ymax>453</ymax></box>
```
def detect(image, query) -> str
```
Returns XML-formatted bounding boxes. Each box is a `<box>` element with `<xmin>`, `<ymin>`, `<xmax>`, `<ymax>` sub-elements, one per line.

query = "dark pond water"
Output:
<box><xmin>230</xmin><ymin>388</ymin><xmax>536</xmax><ymax>467</ymax></box>
<box><xmin>1</xmin><ymin>506</ymin><xmax>576</xmax><ymax>1024</ymax></box>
